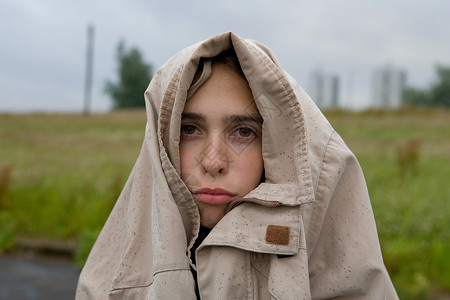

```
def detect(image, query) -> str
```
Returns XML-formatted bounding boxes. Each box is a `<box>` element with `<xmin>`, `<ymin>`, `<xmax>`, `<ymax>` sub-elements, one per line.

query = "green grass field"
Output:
<box><xmin>1</xmin><ymin>108</ymin><xmax>449</xmax><ymax>299</ymax></box>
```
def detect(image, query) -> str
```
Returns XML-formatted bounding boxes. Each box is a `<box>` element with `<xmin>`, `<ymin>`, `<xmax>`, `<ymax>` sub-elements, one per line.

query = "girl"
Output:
<box><xmin>76</xmin><ymin>32</ymin><xmax>397</xmax><ymax>299</ymax></box>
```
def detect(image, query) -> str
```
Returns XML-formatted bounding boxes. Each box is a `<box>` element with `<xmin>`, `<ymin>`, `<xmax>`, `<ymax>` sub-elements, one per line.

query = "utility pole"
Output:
<box><xmin>83</xmin><ymin>24</ymin><xmax>95</xmax><ymax>115</ymax></box>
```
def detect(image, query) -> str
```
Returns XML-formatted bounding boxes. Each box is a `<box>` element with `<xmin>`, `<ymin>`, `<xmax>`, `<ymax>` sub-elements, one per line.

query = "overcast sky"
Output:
<box><xmin>1</xmin><ymin>0</ymin><xmax>449</xmax><ymax>112</ymax></box>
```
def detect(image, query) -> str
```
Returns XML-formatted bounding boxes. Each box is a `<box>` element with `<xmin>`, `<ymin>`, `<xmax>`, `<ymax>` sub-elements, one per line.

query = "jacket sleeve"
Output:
<box><xmin>307</xmin><ymin>131</ymin><xmax>398</xmax><ymax>299</ymax></box>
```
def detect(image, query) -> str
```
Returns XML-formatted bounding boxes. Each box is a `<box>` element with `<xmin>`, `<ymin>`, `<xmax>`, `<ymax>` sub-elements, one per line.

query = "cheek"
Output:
<box><xmin>234</xmin><ymin>147</ymin><xmax>264</xmax><ymax>189</ymax></box>
<box><xmin>179</xmin><ymin>145</ymin><xmax>197</xmax><ymax>181</ymax></box>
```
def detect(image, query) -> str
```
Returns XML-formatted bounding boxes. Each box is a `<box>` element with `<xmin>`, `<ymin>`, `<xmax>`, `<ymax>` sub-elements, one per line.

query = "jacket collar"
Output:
<box><xmin>198</xmin><ymin>183</ymin><xmax>311</xmax><ymax>256</ymax></box>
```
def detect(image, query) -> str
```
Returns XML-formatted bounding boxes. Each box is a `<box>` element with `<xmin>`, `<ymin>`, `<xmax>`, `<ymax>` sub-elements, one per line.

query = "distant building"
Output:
<box><xmin>308</xmin><ymin>70</ymin><xmax>340</xmax><ymax>109</ymax></box>
<box><xmin>371</xmin><ymin>65</ymin><xmax>407</xmax><ymax>108</ymax></box>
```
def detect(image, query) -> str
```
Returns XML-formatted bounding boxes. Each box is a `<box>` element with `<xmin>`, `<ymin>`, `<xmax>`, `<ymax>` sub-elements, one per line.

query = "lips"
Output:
<box><xmin>192</xmin><ymin>187</ymin><xmax>236</xmax><ymax>205</ymax></box>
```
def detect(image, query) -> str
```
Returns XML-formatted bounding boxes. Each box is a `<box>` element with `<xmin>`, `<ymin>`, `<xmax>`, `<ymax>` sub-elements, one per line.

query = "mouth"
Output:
<box><xmin>192</xmin><ymin>187</ymin><xmax>236</xmax><ymax>205</ymax></box>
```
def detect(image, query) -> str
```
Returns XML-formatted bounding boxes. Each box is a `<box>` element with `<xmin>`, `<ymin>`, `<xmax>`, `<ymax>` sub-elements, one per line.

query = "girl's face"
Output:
<box><xmin>179</xmin><ymin>64</ymin><xmax>264</xmax><ymax>228</ymax></box>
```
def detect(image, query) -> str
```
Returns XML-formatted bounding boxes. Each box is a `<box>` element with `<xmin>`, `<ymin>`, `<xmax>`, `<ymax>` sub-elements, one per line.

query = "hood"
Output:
<box><xmin>151</xmin><ymin>31</ymin><xmax>318</xmax><ymax>230</ymax></box>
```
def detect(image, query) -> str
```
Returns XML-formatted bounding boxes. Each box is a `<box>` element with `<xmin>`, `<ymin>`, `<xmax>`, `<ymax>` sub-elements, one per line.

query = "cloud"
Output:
<box><xmin>1</xmin><ymin>0</ymin><xmax>449</xmax><ymax>112</ymax></box>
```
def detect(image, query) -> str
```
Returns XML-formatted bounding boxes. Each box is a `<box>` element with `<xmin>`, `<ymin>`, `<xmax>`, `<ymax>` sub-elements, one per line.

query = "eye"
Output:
<box><xmin>181</xmin><ymin>124</ymin><xmax>199</xmax><ymax>135</ymax></box>
<box><xmin>237</xmin><ymin>127</ymin><xmax>253</xmax><ymax>137</ymax></box>
<box><xmin>233</xmin><ymin>126</ymin><xmax>256</xmax><ymax>139</ymax></box>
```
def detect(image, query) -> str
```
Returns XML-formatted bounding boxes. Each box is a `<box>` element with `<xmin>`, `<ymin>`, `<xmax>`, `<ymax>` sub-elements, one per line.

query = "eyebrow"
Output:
<box><xmin>181</xmin><ymin>112</ymin><xmax>205</xmax><ymax>122</ymax></box>
<box><xmin>224</xmin><ymin>114</ymin><xmax>263</xmax><ymax>125</ymax></box>
<box><xmin>181</xmin><ymin>112</ymin><xmax>263</xmax><ymax>124</ymax></box>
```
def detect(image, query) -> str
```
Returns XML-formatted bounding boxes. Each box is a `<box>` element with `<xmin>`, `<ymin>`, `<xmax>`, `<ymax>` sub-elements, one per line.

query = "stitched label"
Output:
<box><xmin>265</xmin><ymin>225</ymin><xmax>290</xmax><ymax>245</ymax></box>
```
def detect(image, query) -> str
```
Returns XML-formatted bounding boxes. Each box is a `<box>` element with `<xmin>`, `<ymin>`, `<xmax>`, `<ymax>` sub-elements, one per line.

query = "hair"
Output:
<box><xmin>209</xmin><ymin>49</ymin><xmax>245</xmax><ymax>79</ymax></box>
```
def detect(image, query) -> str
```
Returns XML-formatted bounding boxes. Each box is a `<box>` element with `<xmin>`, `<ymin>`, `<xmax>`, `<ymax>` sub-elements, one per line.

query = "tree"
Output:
<box><xmin>105</xmin><ymin>41</ymin><xmax>152</xmax><ymax>109</ymax></box>
<box><xmin>430</xmin><ymin>66</ymin><xmax>450</xmax><ymax>107</ymax></box>
<box><xmin>403</xmin><ymin>65</ymin><xmax>450</xmax><ymax>107</ymax></box>
<box><xmin>403</xmin><ymin>87</ymin><xmax>431</xmax><ymax>107</ymax></box>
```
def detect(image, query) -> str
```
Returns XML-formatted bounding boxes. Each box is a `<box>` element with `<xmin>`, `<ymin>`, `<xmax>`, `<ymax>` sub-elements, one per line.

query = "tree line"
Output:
<box><xmin>403</xmin><ymin>65</ymin><xmax>450</xmax><ymax>107</ymax></box>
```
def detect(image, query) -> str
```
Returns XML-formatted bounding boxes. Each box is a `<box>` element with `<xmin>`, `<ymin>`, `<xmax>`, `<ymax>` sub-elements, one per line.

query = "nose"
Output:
<box><xmin>200</xmin><ymin>138</ymin><xmax>229</xmax><ymax>176</ymax></box>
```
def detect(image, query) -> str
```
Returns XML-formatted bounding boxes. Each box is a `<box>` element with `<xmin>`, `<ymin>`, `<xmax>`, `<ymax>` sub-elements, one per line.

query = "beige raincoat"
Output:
<box><xmin>76</xmin><ymin>32</ymin><xmax>398</xmax><ymax>299</ymax></box>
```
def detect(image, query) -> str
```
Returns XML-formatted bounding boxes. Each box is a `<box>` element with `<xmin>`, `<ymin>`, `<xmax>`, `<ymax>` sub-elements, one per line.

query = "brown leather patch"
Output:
<box><xmin>265</xmin><ymin>225</ymin><xmax>290</xmax><ymax>245</ymax></box>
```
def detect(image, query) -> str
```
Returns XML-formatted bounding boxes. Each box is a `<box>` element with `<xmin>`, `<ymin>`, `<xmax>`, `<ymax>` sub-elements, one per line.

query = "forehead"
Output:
<box><xmin>183</xmin><ymin>64</ymin><xmax>258</xmax><ymax>115</ymax></box>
